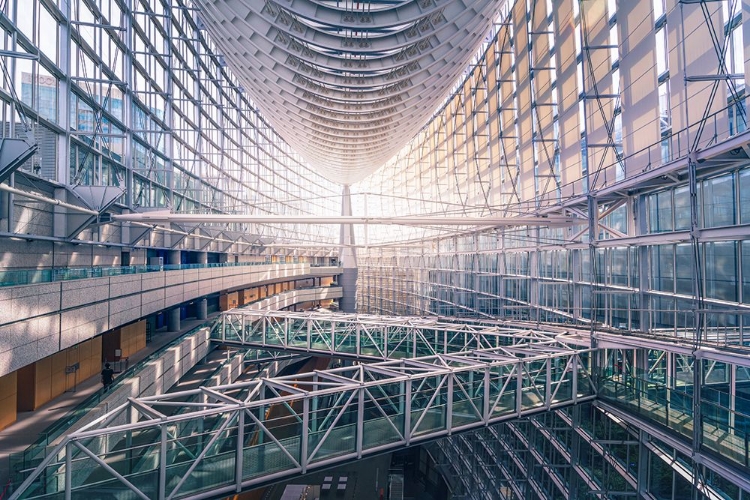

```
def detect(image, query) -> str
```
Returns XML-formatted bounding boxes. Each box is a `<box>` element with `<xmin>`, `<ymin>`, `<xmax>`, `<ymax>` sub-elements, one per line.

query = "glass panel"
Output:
<box><xmin>702</xmin><ymin>174</ymin><xmax>735</xmax><ymax>228</ymax></box>
<box><xmin>705</xmin><ymin>241</ymin><xmax>737</xmax><ymax>301</ymax></box>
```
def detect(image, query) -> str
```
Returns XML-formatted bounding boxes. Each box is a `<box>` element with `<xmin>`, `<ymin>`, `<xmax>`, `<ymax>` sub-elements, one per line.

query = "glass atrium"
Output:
<box><xmin>0</xmin><ymin>0</ymin><xmax>749</xmax><ymax>498</ymax></box>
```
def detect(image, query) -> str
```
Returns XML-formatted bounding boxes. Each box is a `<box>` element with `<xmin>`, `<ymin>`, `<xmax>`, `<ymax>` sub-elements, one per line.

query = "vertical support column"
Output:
<box><xmin>483</xmin><ymin>367</ymin><xmax>490</xmax><ymax>423</ymax></box>
<box><xmin>446</xmin><ymin>373</ymin><xmax>453</xmax><ymax>434</ymax></box>
<box><xmin>636</xmin><ymin>194</ymin><xmax>651</xmax><ymax>333</ymax></box>
<box><xmin>339</xmin><ymin>185</ymin><xmax>358</xmax><ymax>313</ymax></box>
<box><xmin>355</xmin><ymin>323</ymin><xmax>361</xmax><ymax>356</ymax></box>
<box><xmin>197</xmin><ymin>298</ymin><xmax>208</xmax><ymax>320</ymax></box>
<box><xmin>356</xmin><ymin>385</ymin><xmax>364</xmax><ymax>458</ymax></box>
<box><xmin>235</xmin><ymin>409</ymin><xmax>244</xmax><ymax>492</ymax></box>
<box><xmin>693</xmin><ymin>353</ymin><xmax>703</xmax><ymax>459</ymax></box>
<box><xmin>529</xmin><ymin>228</ymin><xmax>540</xmax><ymax>323</ymax></box>
<box><xmin>404</xmin><ymin>379</ymin><xmax>412</xmax><ymax>445</ymax></box>
<box><xmin>53</xmin><ymin>188</ymin><xmax>68</xmax><ymax>239</ymax></box>
<box><xmin>516</xmin><ymin>360</ymin><xmax>523</xmax><ymax>415</ymax></box>
<box><xmin>545</xmin><ymin>358</ymin><xmax>551</xmax><ymax>409</ymax></box>
<box><xmin>636</xmin><ymin>427</ymin><xmax>650</xmax><ymax>498</ymax></box>
<box><xmin>473</xmin><ymin>235</ymin><xmax>480</xmax><ymax>314</ymax></box>
<box><xmin>283</xmin><ymin>317</ymin><xmax>289</xmax><ymax>347</ymax></box>
<box><xmin>572</xmin><ymin>248</ymin><xmax>582</xmax><ymax>321</ymax></box>
<box><xmin>329</xmin><ymin>320</ymin><xmax>335</xmax><ymax>354</ymax></box>
<box><xmin>159</xmin><ymin>423</ymin><xmax>167</xmax><ymax>500</ymax></box>
<box><xmin>58</xmin><ymin>0</ymin><xmax>72</xmax><ymax>187</ymax></box>
<box><xmin>301</xmin><ymin>397</ymin><xmax>309</xmax><ymax>473</ymax></box>
<box><xmin>307</xmin><ymin>321</ymin><xmax>312</xmax><ymax>351</ymax></box>
<box><xmin>168</xmin><ymin>307</ymin><xmax>181</xmax><ymax>332</ymax></box>
<box><xmin>572</xmin><ymin>354</ymin><xmax>579</xmax><ymax>403</ymax></box>
<box><xmin>167</xmin><ymin>250</ymin><xmax>181</xmax><ymax>266</ymax></box>
<box><xmin>122</xmin><ymin>0</ymin><xmax>135</xmax><ymax>210</ymax></box>
<box><xmin>729</xmin><ymin>363</ymin><xmax>736</xmax><ymax>431</ymax></box>
<box><xmin>588</xmin><ymin>195</ymin><xmax>600</xmax><ymax>384</ymax></box>
<box><xmin>311</xmin><ymin>374</ymin><xmax>319</xmax><ymax>433</ymax></box>
<box><xmin>568</xmin><ymin>405</ymin><xmax>582</xmax><ymax>500</ymax></box>
<box><xmin>636</xmin><ymin>348</ymin><xmax>648</xmax><ymax>411</ymax></box>
<box><xmin>65</xmin><ymin>443</ymin><xmax>72</xmax><ymax>500</ymax></box>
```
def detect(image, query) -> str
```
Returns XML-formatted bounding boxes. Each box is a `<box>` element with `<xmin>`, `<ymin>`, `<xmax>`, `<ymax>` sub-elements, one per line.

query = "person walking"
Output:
<box><xmin>101</xmin><ymin>363</ymin><xmax>115</xmax><ymax>391</ymax></box>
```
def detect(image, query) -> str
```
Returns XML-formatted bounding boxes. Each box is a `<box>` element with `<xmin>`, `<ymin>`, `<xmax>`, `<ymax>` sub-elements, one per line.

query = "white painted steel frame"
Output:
<box><xmin>10</xmin><ymin>344</ymin><xmax>595</xmax><ymax>500</ymax></box>
<box><xmin>213</xmin><ymin>309</ymin><xmax>590</xmax><ymax>360</ymax></box>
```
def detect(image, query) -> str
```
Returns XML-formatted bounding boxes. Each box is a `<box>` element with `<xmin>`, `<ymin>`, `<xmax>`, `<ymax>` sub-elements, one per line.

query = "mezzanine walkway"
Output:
<box><xmin>10</xmin><ymin>312</ymin><xmax>596</xmax><ymax>500</ymax></box>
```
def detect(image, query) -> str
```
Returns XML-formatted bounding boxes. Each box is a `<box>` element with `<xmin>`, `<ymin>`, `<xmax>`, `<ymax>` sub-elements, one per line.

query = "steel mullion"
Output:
<box><xmin>301</xmin><ymin>397</ymin><xmax>310</xmax><ymax>473</ymax></box>
<box><xmin>516</xmin><ymin>359</ymin><xmax>523</xmax><ymax>415</ymax></box>
<box><xmin>159</xmin><ymin>423</ymin><xmax>167</xmax><ymax>500</ymax></box>
<box><xmin>65</xmin><ymin>444</ymin><xmax>72</xmax><ymax>500</ymax></box>
<box><xmin>446</xmin><ymin>373</ymin><xmax>454</xmax><ymax>432</ymax></box>
<box><xmin>235</xmin><ymin>394</ymin><xmax>245</xmax><ymax>491</ymax></box>
<box><xmin>404</xmin><ymin>377</ymin><xmax>412</xmax><ymax>445</ymax></box>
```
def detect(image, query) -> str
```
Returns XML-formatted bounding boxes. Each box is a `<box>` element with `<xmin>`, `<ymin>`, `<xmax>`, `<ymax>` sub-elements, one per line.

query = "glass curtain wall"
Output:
<box><xmin>1</xmin><ymin>0</ymin><xmax>340</xmax><ymax>256</ymax></box>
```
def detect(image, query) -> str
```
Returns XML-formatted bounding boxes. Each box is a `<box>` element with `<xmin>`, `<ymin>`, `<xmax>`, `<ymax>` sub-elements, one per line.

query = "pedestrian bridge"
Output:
<box><xmin>212</xmin><ymin>309</ymin><xmax>592</xmax><ymax>361</ymax></box>
<box><xmin>12</xmin><ymin>312</ymin><xmax>595</xmax><ymax>500</ymax></box>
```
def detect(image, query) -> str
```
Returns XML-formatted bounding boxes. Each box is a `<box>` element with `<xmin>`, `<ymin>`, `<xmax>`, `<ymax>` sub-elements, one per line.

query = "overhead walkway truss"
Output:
<box><xmin>212</xmin><ymin>310</ymin><xmax>588</xmax><ymax>361</ymax></box>
<box><xmin>11</xmin><ymin>314</ymin><xmax>596</xmax><ymax>500</ymax></box>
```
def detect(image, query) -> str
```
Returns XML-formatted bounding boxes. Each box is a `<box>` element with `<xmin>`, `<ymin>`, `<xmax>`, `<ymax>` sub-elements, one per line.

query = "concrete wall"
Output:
<box><xmin>309</xmin><ymin>266</ymin><xmax>340</xmax><ymax>277</ymax></box>
<box><xmin>240</xmin><ymin>287</ymin><xmax>343</xmax><ymax>312</ymax></box>
<box><xmin>0</xmin><ymin>264</ymin><xmax>341</xmax><ymax>377</ymax></box>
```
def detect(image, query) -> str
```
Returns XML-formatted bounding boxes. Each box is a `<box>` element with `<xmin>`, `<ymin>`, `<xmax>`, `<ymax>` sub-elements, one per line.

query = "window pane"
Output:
<box><xmin>742</xmin><ymin>241</ymin><xmax>750</xmax><ymax>303</ymax></box>
<box><xmin>651</xmin><ymin>245</ymin><xmax>674</xmax><ymax>292</ymax></box>
<box><xmin>675</xmin><ymin>244</ymin><xmax>693</xmax><ymax>295</ymax></box>
<box><xmin>740</xmin><ymin>169</ymin><xmax>750</xmax><ymax>224</ymax></box>
<box><xmin>656</xmin><ymin>28</ymin><xmax>667</xmax><ymax>75</ymax></box>
<box><xmin>702</xmin><ymin>174</ymin><xmax>735</xmax><ymax>228</ymax></box>
<box><xmin>653</xmin><ymin>0</ymin><xmax>665</xmax><ymax>19</ymax></box>
<box><xmin>705</xmin><ymin>242</ymin><xmax>737</xmax><ymax>301</ymax></box>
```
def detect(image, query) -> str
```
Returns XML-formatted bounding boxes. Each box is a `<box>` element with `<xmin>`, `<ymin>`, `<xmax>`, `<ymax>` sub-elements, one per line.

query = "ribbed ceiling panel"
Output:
<box><xmin>195</xmin><ymin>0</ymin><xmax>500</xmax><ymax>185</ymax></box>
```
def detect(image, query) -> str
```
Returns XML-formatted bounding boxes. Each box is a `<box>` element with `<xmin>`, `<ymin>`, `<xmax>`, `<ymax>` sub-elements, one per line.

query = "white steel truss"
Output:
<box><xmin>10</xmin><ymin>330</ymin><xmax>595</xmax><ymax>500</ymax></box>
<box><xmin>212</xmin><ymin>309</ymin><xmax>590</xmax><ymax>360</ymax></box>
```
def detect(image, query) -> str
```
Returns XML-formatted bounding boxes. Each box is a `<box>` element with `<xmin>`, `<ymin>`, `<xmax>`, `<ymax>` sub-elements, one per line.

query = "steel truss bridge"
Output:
<box><xmin>212</xmin><ymin>310</ymin><xmax>590</xmax><ymax>361</ymax></box>
<box><xmin>11</xmin><ymin>312</ymin><xmax>595</xmax><ymax>500</ymax></box>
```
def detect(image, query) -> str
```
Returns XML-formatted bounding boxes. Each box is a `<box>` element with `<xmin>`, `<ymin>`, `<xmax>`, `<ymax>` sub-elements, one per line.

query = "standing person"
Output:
<box><xmin>101</xmin><ymin>363</ymin><xmax>114</xmax><ymax>391</ymax></box>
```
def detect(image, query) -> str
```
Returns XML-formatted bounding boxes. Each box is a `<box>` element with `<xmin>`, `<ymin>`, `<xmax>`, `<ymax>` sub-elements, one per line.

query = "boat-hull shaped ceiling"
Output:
<box><xmin>196</xmin><ymin>0</ymin><xmax>500</xmax><ymax>185</ymax></box>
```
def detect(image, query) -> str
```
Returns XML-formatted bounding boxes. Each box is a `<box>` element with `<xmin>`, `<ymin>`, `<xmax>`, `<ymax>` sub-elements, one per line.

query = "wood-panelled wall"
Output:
<box><xmin>16</xmin><ymin>336</ymin><xmax>102</xmax><ymax>412</ymax></box>
<box><xmin>0</xmin><ymin>371</ymin><xmax>17</xmax><ymax>430</ymax></box>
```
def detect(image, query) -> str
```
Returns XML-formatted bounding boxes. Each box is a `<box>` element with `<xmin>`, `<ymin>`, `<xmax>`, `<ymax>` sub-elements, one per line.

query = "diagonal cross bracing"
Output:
<box><xmin>214</xmin><ymin>309</ymin><xmax>586</xmax><ymax>361</ymax></box>
<box><xmin>11</xmin><ymin>313</ymin><xmax>595</xmax><ymax>500</ymax></box>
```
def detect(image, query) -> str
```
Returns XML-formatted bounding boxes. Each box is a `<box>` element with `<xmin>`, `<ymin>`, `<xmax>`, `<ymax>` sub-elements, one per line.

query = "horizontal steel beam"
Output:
<box><xmin>112</xmin><ymin>212</ymin><xmax>581</xmax><ymax>227</ymax></box>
